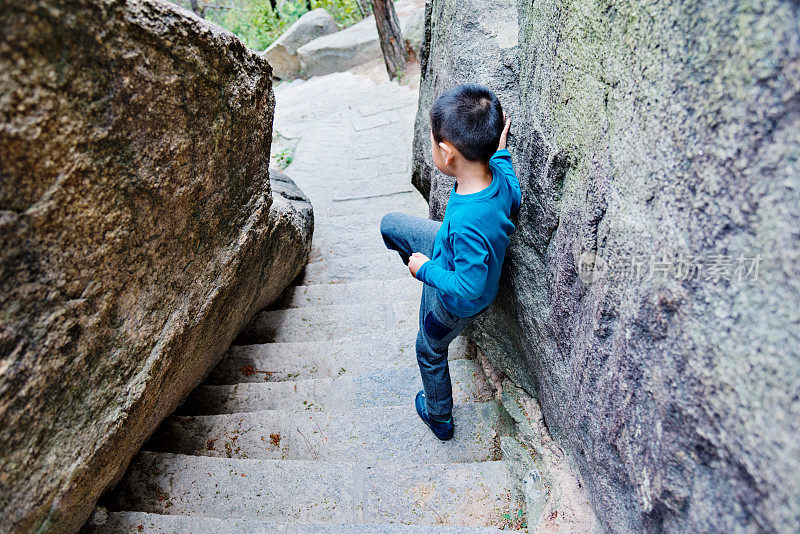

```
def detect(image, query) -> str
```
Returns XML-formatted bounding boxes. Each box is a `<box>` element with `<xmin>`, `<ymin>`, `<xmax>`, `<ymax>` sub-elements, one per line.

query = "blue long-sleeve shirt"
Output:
<box><xmin>416</xmin><ymin>149</ymin><xmax>521</xmax><ymax>317</ymax></box>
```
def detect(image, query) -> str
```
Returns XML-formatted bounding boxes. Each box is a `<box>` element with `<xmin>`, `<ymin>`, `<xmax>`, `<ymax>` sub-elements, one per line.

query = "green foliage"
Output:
<box><xmin>499</xmin><ymin>508</ymin><xmax>527</xmax><ymax>530</ymax></box>
<box><xmin>310</xmin><ymin>0</ymin><xmax>364</xmax><ymax>28</ymax></box>
<box><xmin>274</xmin><ymin>147</ymin><xmax>294</xmax><ymax>169</ymax></box>
<box><xmin>201</xmin><ymin>0</ymin><xmax>366</xmax><ymax>51</ymax></box>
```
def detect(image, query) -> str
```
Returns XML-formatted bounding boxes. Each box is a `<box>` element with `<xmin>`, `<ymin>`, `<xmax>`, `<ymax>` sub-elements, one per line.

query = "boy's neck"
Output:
<box><xmin>454</xmin><ymin>161</ymin><xmax>493</xmax><ymax>195</ymax></box>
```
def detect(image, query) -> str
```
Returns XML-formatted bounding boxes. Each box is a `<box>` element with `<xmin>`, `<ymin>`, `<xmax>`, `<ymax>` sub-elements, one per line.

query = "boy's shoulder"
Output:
<box><xmin>446</xmin><ymin>200</ymin><xmax>494</xmax><ymax>231</ymax></box>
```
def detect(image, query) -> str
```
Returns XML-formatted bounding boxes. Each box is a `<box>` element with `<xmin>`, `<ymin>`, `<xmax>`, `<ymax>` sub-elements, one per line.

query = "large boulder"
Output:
<box><xmin>297</xmin><ymin>15</ymin><xmax>383</xmax><ymax>78</ymax></box>
<box><xmin>263</xmin><ymin>8</ymin><xmax>337</xmax><ymax>80</ymax></box>
<box><xmin>0</xmin><ymin>1</ymin><xmax>313</xmax><ymax>532</ymax></box>
<box><xmin>413</xmin><ymin>0</ymin><xmax>800</xmax><ymax>532</ymax></box>
<box><xmin>297</xmin><ymin>0</ymin><xmax>424</xmax><ymax>78</ymax></box>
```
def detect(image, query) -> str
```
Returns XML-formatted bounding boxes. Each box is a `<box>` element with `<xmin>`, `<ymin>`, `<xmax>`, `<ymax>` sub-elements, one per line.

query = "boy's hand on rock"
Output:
<box><xmin>498</xmin><ymin>111</ymin><xmax>511</xmax><ymax>150</ymax></box>
<box><xmin>408</xmin><ymin>252</ymin><xmax>429</xmax><ymax>278</ymax></box>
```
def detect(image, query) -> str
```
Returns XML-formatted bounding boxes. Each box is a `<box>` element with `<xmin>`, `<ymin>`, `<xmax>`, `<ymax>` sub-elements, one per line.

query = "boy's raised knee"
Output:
<box><xmin>380</xmin><ymin>211</ymin><xmax>401</xmax><ymax>238</ymax></box>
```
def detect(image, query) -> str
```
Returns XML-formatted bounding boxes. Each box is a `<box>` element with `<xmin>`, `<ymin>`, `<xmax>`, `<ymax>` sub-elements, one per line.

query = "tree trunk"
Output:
<box><xmin>354</xmin><ymin>0</ymin><xmax>370</xmax><ymax>17</ymax></box>
<box><xmin>371</xmin><ymin>0</ymin><xmax>408</xmax><ymax>80</ymax></box>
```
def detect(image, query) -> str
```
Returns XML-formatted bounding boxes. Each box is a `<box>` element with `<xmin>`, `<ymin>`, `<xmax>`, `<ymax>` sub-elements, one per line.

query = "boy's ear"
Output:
<box><xmin>439</xmin><ymin>141</ymin><xmax>455</xmax><ymax>164</ymax></box>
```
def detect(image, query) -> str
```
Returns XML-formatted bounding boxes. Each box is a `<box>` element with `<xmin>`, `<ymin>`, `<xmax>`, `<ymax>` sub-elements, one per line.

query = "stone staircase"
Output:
<box><xmin>87</xmin><ymin>72</ymin><xmax>525</xmax><ymax>532</ymax></box>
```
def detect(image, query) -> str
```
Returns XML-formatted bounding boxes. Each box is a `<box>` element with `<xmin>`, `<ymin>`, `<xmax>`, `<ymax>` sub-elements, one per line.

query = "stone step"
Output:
<box><xmin>274</xmin><ymin>72</ymin><xmax>378</xmax><ymax>110</ymax></box>
<box><xmin>298</xmin><ymin>172</ymin><xmax>416</xmax><ymax>203</ymax></box>
<box><xmin>273</xmin><ymin>70</ymin><xmax>417</xmax><ymax>104</ymax></box>
<box><xmin>149</xmin><ymin>402</ymin><xmax>507</xmax><ymax>463</ymax></box>
<box><xmin>353</xmin><ymin>88</ymin><xmax>418</xmax><ymax>118</ymax></box>
<box><xmin>314</xmin><ymin>189</ymin><xmax>428</xmax><ymax>222</ymax></box>
<box><xmin>237</xmin><ymin>300</ymin><xmax>418</xmax><ymax>343</ymax></box>
<box><xmin>310</xmin><ymin>214</ymin><xmax>397</xmax><ymax>258</ymax></box>
<box><xmin>270</xmin><ymin>278</ymin><xmax>420</xmax><ymax>309</ymax></box>
<box><xmin>310</xmin><ymin>233</ymin><xmax>389</xmax><ymax>258</ymax></box>
<box><xmin>314</xmin><ymin>204</ymin><xmax>422</xmax><ymax>226</ymax></box>
<box><xmin>179</xmin><ymin>359</ymin><xmax>492</xmax><ymax>415</ymax></box>
<box><xmin>86</xmin><ymin>511</ymin><xmax>521</xmax><ymax>533</ymax></box>
<box><xmin>347</xmin><ymin>153</ymin><xmax>411</xmax><ymax>180</ymax></box>
<box><xmin>310</xmin><ymin>207</ymin><xmax>434</xmax><ymax>253</ymax></box>
<box><xmin>206</xmin><ymin>330</ymin><xmax>469</xmax><ymax>385</ymax></box>
<box><xmin>320</xmin><ymin>190</ymin><xmax>427</xmax><ymax>219</ymax></box>
<box><xmin>307</xmin><ymin>207</ymin><xmax>429</xmax><ymax>262</ymax></box>
<box><xmin>281</xmin><ymin>151</ymin><xmax>411</xmax><ymax>195</ymax></box>
<box><xmin>307</xmin><ymin>245</ymin><xmax>410</xmax><ymax>267</ymax></box>
<box><xmin>295</xmin><ymin>251</ymin><xmax>410</xmax><ymax>285</ymax></box>
<box><xmin>314</xmin><ymin>209</ymin><xmax>428</xmax><ymax>239</ymax></box>
<box><xmin>329</xmin><ymin>175</ymin><xmax>415</xmax><ymax>202</ymax></box>
<box><xmin>108</xmin><ymin>452</ymin><xmax>520</xmax><ymax>527</ymax></box>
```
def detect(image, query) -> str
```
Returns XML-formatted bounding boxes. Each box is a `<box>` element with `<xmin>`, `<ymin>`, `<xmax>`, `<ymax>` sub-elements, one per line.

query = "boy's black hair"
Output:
<box><xmin>429</xmin><ymin>83</ymin><xmax>504</xmax><ymax>164</ymax></box>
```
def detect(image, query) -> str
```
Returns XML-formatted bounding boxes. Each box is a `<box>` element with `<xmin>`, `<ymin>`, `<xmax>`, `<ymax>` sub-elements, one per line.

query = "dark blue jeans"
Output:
<box><xmin>380</xmin><ymin>211</ymin><xmax>483</xmax><ymax>417</ymax></box>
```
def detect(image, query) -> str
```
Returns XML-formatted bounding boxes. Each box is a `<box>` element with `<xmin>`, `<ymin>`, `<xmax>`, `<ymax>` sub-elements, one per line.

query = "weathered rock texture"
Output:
<box><xmin>413</xmin><ymin>0</ymin><xmax>800</xmax><ymax>532</ymax></box>
<box><xmin>263</xmin><ymin>8</ymin><xmax>337</xmax><ymax>80</ymax></box>
<box><xmin>296</xmin><ymin>0</ymin><xmax>423</xmax><ymax>79</ymax></box>
<box><xmin>0</xmin><ymin>1</ymin><xmax>313</xmax><ymax>532</ymax></box>
<box><xmin>400</xmin><ymin>7</ymin><xmax>424</xmax><ymax>58</ymax></box>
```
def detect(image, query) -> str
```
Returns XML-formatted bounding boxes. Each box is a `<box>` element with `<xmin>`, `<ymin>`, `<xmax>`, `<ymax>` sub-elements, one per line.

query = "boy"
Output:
<box><xmin>380</xmin><ymin>84</ymin><xmax>521</xmax><ymax>441</ymax></box>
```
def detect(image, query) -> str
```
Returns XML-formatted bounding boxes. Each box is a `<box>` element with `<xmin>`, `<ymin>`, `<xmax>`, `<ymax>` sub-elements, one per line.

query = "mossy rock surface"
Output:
<box><xmin>412</xmin><ymin>0</ymin><xmax>800</xmax><ymax>531</ymax></box>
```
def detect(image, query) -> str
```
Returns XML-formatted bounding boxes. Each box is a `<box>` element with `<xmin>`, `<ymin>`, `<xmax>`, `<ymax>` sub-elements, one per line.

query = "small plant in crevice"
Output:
<box><xmin>274</xmin><ymin>147</ymin><xmax>294</xmax><ymax>169</ymax></box>
<box><xmin>500</xmin><ymin>507</ymin><xmax>526</xmax><ymax>530</ymax></box>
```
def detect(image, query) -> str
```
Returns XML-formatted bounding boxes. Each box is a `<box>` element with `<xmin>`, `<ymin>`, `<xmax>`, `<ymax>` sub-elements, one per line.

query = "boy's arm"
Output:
<box><xmin>491</xmin><ymin>150</ymin><xmax>521</xmax><ymax>213</ymax></box>
<box><xmin>494</xmin><ymin>114</ymin><xmax>522</xmax><ymax>213</ymax></box>
<box><xmin>415</xmin><ymin>226</ymin><xmax>489</xmax><ymax>300</ymax></box>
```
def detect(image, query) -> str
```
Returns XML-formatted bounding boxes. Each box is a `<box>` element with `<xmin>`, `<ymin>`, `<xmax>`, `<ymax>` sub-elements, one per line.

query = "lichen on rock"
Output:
<box><xmin>413</xmin><ymin>0</ymin><xmax>800</xmax><ymax>531</ymax></box>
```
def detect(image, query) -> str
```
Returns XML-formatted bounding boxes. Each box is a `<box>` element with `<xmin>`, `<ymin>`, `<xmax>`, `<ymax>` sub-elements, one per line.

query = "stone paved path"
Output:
<box><xmin>91</xmin><ymin>72</ymin><xmax>524</xmax><ymax>533</ymax></box>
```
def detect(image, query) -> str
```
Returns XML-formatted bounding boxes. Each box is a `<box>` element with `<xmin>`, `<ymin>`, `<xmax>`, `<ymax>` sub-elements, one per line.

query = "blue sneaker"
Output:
<box><xmin>415</xmin><ymin>390</ymin><xmax>454</xmax><ymax>441</ymax></box>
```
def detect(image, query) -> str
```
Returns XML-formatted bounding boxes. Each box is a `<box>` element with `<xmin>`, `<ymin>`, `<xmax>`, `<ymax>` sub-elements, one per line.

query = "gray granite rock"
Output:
<box><xmin>297</xmin><ymin>16</ymin><xmax>383</xmax><ymax>78</ymax></box>
<box><xmin>0</xmin><ymin>2</ymin><xmax>312</xmax><ymax>531</ymax></box>
<box><xmin>263</xmin><ymin>8</ymin><xmax>338</xmax><ymax>80</ymax></box>
<box><xmin>296</xmin><ymin>0</ymin><xmax>425</xmax><ymax>79</ymax></box>
<box><xmin>401</xmin><ymin>7</ymin><xmax>425</xmax><ymax>58</ymax></box>
<box><xmin>413</xmin><ymin>0</ymin><xmax>800</xmax><ymax>532</ymax></box>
